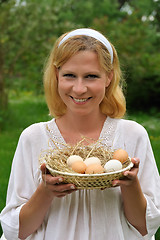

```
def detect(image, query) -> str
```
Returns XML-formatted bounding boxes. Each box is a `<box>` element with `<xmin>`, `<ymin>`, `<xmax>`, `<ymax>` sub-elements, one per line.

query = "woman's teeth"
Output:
<box><xmin>72</xmin><ymin>97</ymin><xmax>89</xmax><ymax>102</ymax></box>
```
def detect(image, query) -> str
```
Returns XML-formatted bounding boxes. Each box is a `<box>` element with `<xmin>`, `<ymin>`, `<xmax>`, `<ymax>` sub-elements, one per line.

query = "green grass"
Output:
<box><xmin>0</xmin><ymin>93</ymin><xmax>160</xmax><ymax>238</ymax></box>
<box><xmin>127</xmin><ymin>111</ymin><xmax>160</xmax><ymax>173</ymax></box>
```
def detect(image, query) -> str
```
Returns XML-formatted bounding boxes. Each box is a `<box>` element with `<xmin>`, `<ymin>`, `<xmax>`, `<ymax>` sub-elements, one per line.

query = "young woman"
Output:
<box><xmin>0</xmin><ymin>28</ymin><xmax>160</xmax><ymax>240</ymax></box>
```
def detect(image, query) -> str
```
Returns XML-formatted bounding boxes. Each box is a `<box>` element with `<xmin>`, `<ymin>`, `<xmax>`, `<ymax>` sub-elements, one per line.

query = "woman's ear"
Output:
<box><xmin>105</xmin><ymin>70</ymin><xmax>113</xmax><ymax>87</ymax></box>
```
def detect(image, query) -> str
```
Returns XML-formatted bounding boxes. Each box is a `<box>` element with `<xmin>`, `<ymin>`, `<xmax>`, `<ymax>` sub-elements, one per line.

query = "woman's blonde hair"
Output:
<box><xmin>43</xmin><ymin>30</ymin><xmax>126</xmax><ymax>118</ymax></box>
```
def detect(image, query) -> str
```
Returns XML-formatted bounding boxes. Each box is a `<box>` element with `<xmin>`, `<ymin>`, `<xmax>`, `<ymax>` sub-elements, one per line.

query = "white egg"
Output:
<box><xmin>104</xmin><ymin>159</ymin><xmax>122</xmax><ymax>173</ymax></box>
<box><xmin>67</xmin><ymin>155</ymin><xmax>83</xmax><ymax>167</ymax></box>
<box><xmin>84</xmin><ymin>157</ymin><xmax>101</xmax><ymax>166</ymax></box>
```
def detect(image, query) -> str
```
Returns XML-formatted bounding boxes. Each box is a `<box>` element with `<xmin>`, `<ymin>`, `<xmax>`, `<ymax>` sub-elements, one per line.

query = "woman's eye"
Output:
<box><xmin>63</xmin><ymin>73</ymin><xmax>75</xmax><ymax>78</ymax></box>
<box><xmin>86</xmin><ymin>74</ymin><xmax>99</xmax><ymax>79</ymax></box>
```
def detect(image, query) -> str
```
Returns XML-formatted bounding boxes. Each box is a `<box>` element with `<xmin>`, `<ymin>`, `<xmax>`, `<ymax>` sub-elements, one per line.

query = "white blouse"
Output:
<box><xmin>0</xmin><ymin>117</ymin><xmax>160</xmax><ymax>240</ymax></box>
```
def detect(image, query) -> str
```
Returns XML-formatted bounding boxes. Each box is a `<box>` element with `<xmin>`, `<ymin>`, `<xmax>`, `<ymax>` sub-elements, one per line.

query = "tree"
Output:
<box><xmin>92</xmin><ymin>0</ymin><xmax>160</xmax><ymax>110</ymax></box>
<box><xmin>0</xmin><ymin>0</ymin><xmax>13</xmax><ymax>109</ymax></box>
<box><xmin>0</xmin><ymin>0</ymin><xmax>159</xmax><ymax>113</ymax></box>
<box><xmin>0</xmin><ymin>0</ymin><xmax>77</xmax><ymax>111</ymax></box>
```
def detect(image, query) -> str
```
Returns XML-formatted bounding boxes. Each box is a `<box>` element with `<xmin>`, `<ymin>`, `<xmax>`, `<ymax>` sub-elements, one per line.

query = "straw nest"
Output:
<box><xmin>39</xmin><ymin>137</ymin><xmax>133</xmax><ymax>189</ymax></box>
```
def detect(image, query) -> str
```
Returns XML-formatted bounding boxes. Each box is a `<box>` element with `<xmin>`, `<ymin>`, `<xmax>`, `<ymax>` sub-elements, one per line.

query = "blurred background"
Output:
<box><xmin>0</xmin><ymin>0</ymin><xmax>160</xmax><ymax>238</ymax></box>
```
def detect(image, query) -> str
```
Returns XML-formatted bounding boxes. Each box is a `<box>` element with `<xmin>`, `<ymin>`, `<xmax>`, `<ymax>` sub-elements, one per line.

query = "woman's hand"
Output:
<box><xmin>112</xmin><ymin>158</ymin><xmax>139</xmax><ymax>187</ymax></box>
<box><xmin>41</xmin><ymin>163</ymin><xmax>77</xmax><ymax>198</ymax></box>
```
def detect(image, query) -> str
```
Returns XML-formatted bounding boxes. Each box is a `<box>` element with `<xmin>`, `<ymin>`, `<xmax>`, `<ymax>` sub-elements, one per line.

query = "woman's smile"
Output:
<box><xmin>70</xmin><ymin>96</ymin><xmax>92</xmax><ymax>104</ymax></box>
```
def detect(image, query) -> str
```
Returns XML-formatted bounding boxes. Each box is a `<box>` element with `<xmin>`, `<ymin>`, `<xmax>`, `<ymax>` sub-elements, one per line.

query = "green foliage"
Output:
<box><xmin>0</xmin><ymin>0</ymin><xmax>160</xmax><ymax>111</ymax></box>
<box><xmin>92</xmin><ymin>2</ymin><xmax>160</xmax><ymax>110</ymax></box>
<box><xmin>0</xmin><ymin>0</ymin><xmax>78</xmax><ymax>95</ymax></box>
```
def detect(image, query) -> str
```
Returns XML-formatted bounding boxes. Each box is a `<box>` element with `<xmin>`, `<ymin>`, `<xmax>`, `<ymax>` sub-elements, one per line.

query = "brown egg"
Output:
<box><xmin>112</xmin><ymin>149</ymin><xmax>128</xmax><ymax>163</ymax></box>
<box><xmin>71</xmin><ymin>161</ymin><xmax>87</xmax><ymax>174</ymax></box>
<box><xmin>85</xmin><ymin>163</ymin><xmax>104</xmax><ymax>174</ymax></box>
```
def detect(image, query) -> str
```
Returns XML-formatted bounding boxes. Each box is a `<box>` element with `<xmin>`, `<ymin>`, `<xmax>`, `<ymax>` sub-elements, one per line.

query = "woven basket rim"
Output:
<box><xmin>46</xmin><ymin>158</ymin><xmax>134</xmax><ymax>177</ymax></box>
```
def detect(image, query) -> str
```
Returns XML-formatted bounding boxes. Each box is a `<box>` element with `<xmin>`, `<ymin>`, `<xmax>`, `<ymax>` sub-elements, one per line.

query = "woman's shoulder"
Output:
<box><xmin>19</xmin><ymin>118</ymin><xmax>55</xmax><ymax>141</ymax></box>
<box><xmin>116</xmin><ymin>118</ymin><xmax>148</xmax><ymax>138</ymax></box>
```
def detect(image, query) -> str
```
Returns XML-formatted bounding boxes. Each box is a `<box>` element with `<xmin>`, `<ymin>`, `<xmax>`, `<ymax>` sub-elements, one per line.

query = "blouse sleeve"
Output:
<box><xmin>138</xmin><ymin>131</ymin><xmax>160</xmax><ymax>238</ymax></box>
<box><xmin>0</xmin><ymin>125</ymin><xmax>43</xmax><ymax>240</ymax></box>
<box><xmin>121</xmin><ymin>120</ymin><xmax>160</xmax><ymax>238</ymax></box>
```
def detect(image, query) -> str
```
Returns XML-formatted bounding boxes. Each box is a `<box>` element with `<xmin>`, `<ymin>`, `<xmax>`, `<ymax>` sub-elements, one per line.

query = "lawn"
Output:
<box><xmin>0</xmin><ymin>93</ymin><xmax>160</xmax><ymax>238</ymax></box>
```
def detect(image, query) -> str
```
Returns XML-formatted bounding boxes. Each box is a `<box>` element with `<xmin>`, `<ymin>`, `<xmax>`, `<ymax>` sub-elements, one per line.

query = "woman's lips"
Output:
<box><xmin>70</xmin><ymin>96</ymin><xmax>92</xmax><ymax>104</ymax></box>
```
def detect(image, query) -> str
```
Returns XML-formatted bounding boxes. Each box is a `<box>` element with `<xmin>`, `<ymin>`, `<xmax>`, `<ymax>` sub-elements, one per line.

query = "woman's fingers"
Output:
<box><xmin>130</xmin><ymin>157</ymin><xmax>140</xmax><ymax>168</ymax></box>
<box><xmin>42</xmin><ymin>173</ymin><xmax>64</xmax><ymax>185</ymax></box>
<box><xmin>123</xmin><ymin>157</ymin><xmax>139</xmax><ymax>179</ymax></box>
<box><xmin>41</xmin><ymin>163</ymin><xmax>64</xmax><ymax>184</ymax></box>
<box><xmin>112</xmin><ymin>158</ymin><xmax>140</xmax><ymax>187</ymax></box>
<box><xmin>40</xmin><ymin>163</ymin><xmax>76</xmax><ymax>197</ymax></box>
<box><xmin>40</xmin><ymin>163</ymin><xmax>46</xmax><ymax>173</ymax></box>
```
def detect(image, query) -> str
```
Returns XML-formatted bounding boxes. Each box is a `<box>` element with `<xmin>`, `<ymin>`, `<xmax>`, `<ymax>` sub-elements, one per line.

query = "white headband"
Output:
<box><xmin>58</xmin><ymin>28</ymin><xmax>113</xmax><ymax>64</ymax></box>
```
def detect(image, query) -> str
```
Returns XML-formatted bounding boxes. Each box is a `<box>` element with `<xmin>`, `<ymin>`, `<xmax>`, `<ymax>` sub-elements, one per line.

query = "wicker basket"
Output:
<box><xmin>39</xmin><ymin>140</ymin><xmax>134</xmax><ymax>189</ymax></box>
<box><xmin>46</xmin><ymin>161</ymin><xmax>133</xmax><ymax>189</ymax></box>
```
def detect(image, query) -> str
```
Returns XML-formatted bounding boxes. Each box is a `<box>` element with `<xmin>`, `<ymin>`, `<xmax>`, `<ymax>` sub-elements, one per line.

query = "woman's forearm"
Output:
<box><xmin>19</xmin><ymin>168</ymin><xmax>76</xmax><ymax>239</ymax></box>
<box><xmin>19</xmin><ymin>182</ymin><xmax>54</xmax><ymax>239</ymax></box>
<box><xmin>121</xmin><ymin>177</ymin><xmax>147</xmax><ymax>236</ymax></box>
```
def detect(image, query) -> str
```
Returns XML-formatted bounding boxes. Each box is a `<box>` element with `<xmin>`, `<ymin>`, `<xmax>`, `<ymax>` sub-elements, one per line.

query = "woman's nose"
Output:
<box><xmin>72</xmin><ymin>78</ymin><xmax>87</xmax><ymax>95</ymax></box>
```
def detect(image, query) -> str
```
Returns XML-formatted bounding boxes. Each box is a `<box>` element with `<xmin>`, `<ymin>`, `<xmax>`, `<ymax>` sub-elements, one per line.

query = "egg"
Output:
<box><xmin>112</xmin><ymin>149</ymin><xmax>128</xmax><ymax>163</ymax></box>
<box><xmin>85</xmin><ymin>163</ymin><xmax>104</xmax><ymax>174</ymax></box>
<box><xmin>67</xmin><ymin>155</ymin><xmax>83</xmax><ymax>167</ymax></box>
<box><xmin>104</xmin><ymin>159</ymin><xmax>122</xmax><ymax>173</ymax></box>
<box><xmin>84</xmin><ymin>157</ymin><xmax>101</xmax><ymax>166</ymax></box>
<box><xmin>71</xmin><ymin>161</ymin><xmax>87</xmax><ymax>174</ymax></box>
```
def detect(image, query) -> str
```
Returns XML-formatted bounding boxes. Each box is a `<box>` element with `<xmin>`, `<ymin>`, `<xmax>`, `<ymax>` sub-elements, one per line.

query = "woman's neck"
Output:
<box><xmin>56</xmin><ymin>112</ymin><xmax>107</xmax><ymax>145</ymax></box>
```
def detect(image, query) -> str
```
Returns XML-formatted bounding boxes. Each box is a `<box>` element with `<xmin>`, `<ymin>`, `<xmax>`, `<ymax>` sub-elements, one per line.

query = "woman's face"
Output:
<box><xmin>57</xmin><ymin>50</ymin><xmax>111</xmax><ymax>117</ymax></box>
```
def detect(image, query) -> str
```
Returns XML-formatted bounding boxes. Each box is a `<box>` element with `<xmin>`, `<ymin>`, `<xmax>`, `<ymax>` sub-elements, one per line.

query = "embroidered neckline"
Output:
<box><xmin>46</xmin><ymin>117</ymin><xmax>117</xmax><ymax>150</ymax></box>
